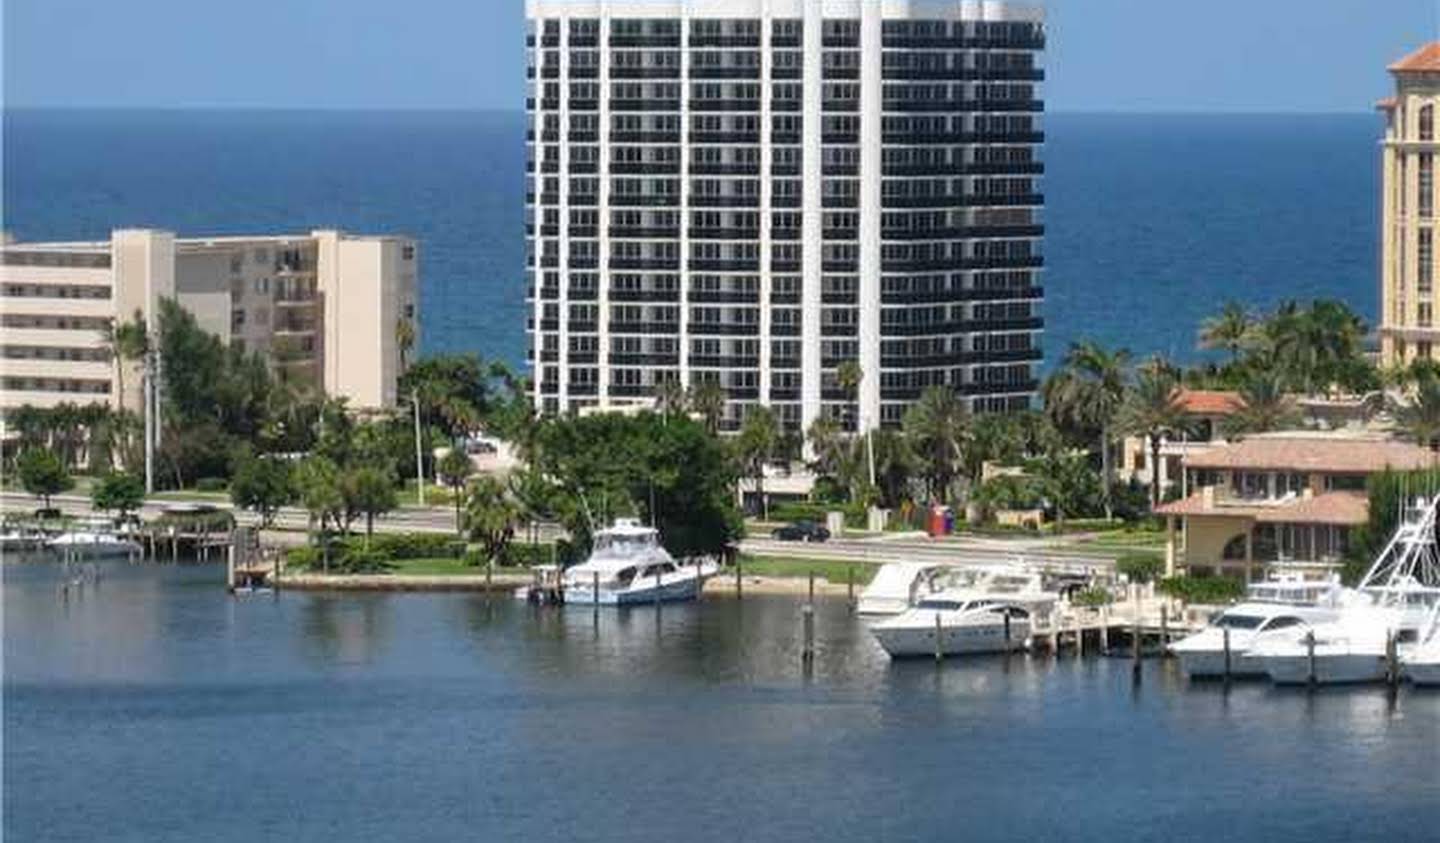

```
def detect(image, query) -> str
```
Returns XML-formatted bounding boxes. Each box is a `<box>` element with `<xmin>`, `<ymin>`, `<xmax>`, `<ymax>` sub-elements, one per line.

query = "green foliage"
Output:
<box><xmin>903</xmin><ymin>386</ymin><xmax>969</xmax><ymax>503</ymax></box>
<box><xmin>768</xmin><ymin>500</ymin><xmax>867</xmax><ymax>529</ymax></box>
<box><xmin>973</xmin><ymin>474</ymin><xmax>1045</xmax><ymax>512</ymax></box>
<box><xmin>195</xmin><ymin>477</ymin><xmax>229</xmax><ymax>493</ymax></box>
<box><xmin>1158</xmin><ymin>574</ymin><xmax>1246</xmax><ymax>605</ymax></box>
<box><xmin>533</xmin><ymin>412</ymin><xmax>742</xmax><ymax>558</ymax></box>
<box><xmin>463</xmin><ymin>474</ymin><xmax>523</xmax><ymax>564</ymax></box>
<box><xmin>345</xmin><ymin>466</ymin><xmax>399</xmax><ymax>538</ymax></box>
<box><xmin>334</xmin><ymin>547</ymin><xmax>395</xmax><ymax>574</ymax></box>
<box><xmin>1349</xmin><ymin>468</ymin><xmax>1440</xmax><ymax>585</ymax></box>
<box><xmin>16</xmin><ymin>448</ymin><xmax>73</xmax><ymax>507</ymax></box>
<box><xmin>1116</xmin><ymin>552</ymin><xmax>1165</xmax><ymax>584</ymax></box>
<box><xmin>400</xmin><ymin>354</ymin><xmax>503</xmax><ymax>441</ymax></box>
<box><xmin>92</xmin><ymin>471</ymin><xmax>145</xmax><ymax>517</ymax></box>
<box><xmin>436</xmin><ymin>448</ymin><xmax>474</xmax><ymax>536</ymax></box>
<box><xmin>229</xmin><ymin>455</ymin><xmax>294</xmax><ymax>527</ymax></box>
<box><xmin>1072</xmin><ymin>587</ymin><xmax>1114</xmax><ymax>608</ymax></box>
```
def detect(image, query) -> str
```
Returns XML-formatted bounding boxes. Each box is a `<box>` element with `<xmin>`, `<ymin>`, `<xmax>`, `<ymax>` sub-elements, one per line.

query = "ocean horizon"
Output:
<box><xmin>2</xmin><ymin>107</ymin><xmax>1383</xmax><ymax>372</ymax></box>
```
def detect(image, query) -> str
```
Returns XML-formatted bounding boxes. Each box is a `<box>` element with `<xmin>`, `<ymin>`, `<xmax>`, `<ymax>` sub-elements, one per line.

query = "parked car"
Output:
<box><xmin>771</xmin><ymin>520</ymin><xmax>830</xmax><ymax>543</ymax></box>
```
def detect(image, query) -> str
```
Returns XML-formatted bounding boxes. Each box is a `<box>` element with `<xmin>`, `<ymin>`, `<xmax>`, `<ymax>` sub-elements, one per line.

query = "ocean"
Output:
<box><xmin>1</xmin><ymin>109</ymin><xmax>1381</xmax><ymax>369</ymax></box>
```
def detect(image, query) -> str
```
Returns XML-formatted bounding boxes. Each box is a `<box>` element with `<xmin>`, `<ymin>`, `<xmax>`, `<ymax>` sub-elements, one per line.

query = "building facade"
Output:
<box><xmin>1155</xmin><ymin>433</ymin><xmax>1435</xmax><ymax>582</ymax></box>
<box><xmin>1380</xmin><ymin>43</ymin><xmax>1440</xmax><ymax>365</ymax></box>
<box><xmin>525</xmin><ymin>0</ymin><xmax>1045</xmax><ymax>433</ymax></box>
<box><xmin>0</xmin><ymin>229</ymin><xmax>417</xmax><ymax>416</ymax></box>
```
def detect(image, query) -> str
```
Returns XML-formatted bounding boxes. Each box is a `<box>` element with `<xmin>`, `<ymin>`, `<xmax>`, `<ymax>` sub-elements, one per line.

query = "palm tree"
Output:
<box><xmin>1393</xmin><ymin>369</ymin><xmax>1440</xmax><ymax>450</ymax></box>
<box><xmin>805</xmin><ymin>416</ymin><xmax>846</xmax><ymax>479</ymax></box>
<box><xmin>463</xmin><ymin>474</ymin><xmax>522</xmax><ymax>566</ymax></box>
<box><xmin>98</xmin><ymin>310</ymin><xmax>149</xmax><ymax>414</ymax></box>
<box><xmin>735</xmin><ymin>405</ymin><xmax>781</xmax><ymax>519</ymax></box>
<box><xmin>1221</xmin><ymin>373</ymin><xmax>1301</xmax><ymax>439</ymax></box>
<box><xmin>836</xmin><ymin>360</ymin><xmax>863</xmax><ymax>432</ymax></box>
<box><xmin>1197</xmin><ymin>301</ymin><xmax>1254</xmax><ymax>362</ymax></box>
<box><xmin>1043</xmin><ymin>341</ymin><xmax>1131</xmax><ymax>519</ymax></box>
<box><xmin>902</xmin><ymin>386</ymin><xmax>970</xmax><ymax>503</ymax></box>
<box><xmin>689</xmin><ymin>380</ymin><xmax>726</xmax><ymax>435</ymax></box>
<box><xmin>655</xmin><ymin>377</ymin><xmax>687</xmax><ymax>417</ymax></box>
<box><xmin>1118</xmin><ymin>356</ymin><xmax>1190</xmax><ymax>509</ymax></box>
<box><xmin>395</xmin><ymin>317</ymin><xmax>416</xmax><ymax>371</ymax></box>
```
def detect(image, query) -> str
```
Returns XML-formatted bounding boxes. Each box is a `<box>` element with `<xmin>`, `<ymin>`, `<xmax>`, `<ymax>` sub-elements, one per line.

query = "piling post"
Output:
<box><xmin>486</xmin><ymin>559</ymin><xmax>493</xmax><ymax>593</ymax></box>
<box><xmin>734</xmin><ymin>554</ymin><xmax>742</xmax><ymax>599</ymax></box>
<box><xmin>1132</xmin><ymin>615</ymin><xmax>1142</xmax><ymax>681</ymax></box>
<box><xmin>1004</xmin><ymin>610</ymin><xmax>1012</xmax><ymax>649</ymax></box>
<box><xmin>653</xmin><ymin>567</ymin><xmax>662</xmax><ymax>607</ymax></box>
<box><xmin>808</xmin><ymin>571</ymin><xmax>815</xmax><ymax>604</ymax></box>
<box><xmin>802</xmin><ymin>605</ymin><xmax>815</xmax><ymax>664</ymax></box>
<box><xmin>1385</xmin><ymin>629</ymin><xmax>1399</xmax><ymax>688</ymax></box>
<box><xmin>226</xmin><ymin>544</ymin><xmax>236</xmax><ymax>594</ymax></box>
<box><xmin>934</xmin><ymin>611</ymin><xmax>944</xmax><ymax>663</ymax></box>
<box><xmin>847</xmin><ymin>566</ymin><xmax>855</xmax><ymax>610</ymax></box>
<box><xmin>593</xmin><ymin>570</ymin><xmax>601</xmax><ymax>622</ymax></box>
<box><xmin>1222</xmin><ymin>626</ymin><xmax>1232</xmax><ymax>683</ymax></box>
<box><xmin>1306</xmin><ymin>630</ymin><xmax>1317</xmax><ymax>687</ymax></box>
<box><xmin>1160</xmin><ymin>604</ymin><xmax>1169</xmax><ymax>652</ymax></box>
<box><xmin>1099</xmin><ymin>607</ymin><xmax>1110</xmax><ymax>655</ymax></box>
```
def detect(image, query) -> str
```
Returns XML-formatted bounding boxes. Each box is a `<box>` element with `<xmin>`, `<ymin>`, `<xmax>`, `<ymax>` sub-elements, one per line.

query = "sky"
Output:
<box><xmin>3</xmin><ymin>0</ymin><xmax>1437</xmax><ymax>112</ymax></box>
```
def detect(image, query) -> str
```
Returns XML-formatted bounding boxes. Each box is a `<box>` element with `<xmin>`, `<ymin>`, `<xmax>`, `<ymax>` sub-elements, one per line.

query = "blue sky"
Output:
<box><xmin>3</xmin><ymin>0</ymin><xmax>1436</xmax><ymax>111</ymax></box>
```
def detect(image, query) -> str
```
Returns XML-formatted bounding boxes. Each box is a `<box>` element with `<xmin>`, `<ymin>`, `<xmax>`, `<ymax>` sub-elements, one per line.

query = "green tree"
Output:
<box><xmin>1222</xmin><ymin>372</ymin><xmax>1301</xmax><ymax>439</ymax></box>
<box><xmin>654</xmin><ymin>377</ymin><xmax>688</xmax><ymax>418</ymax></box>
<box><xmin>1117</xmin><ymin>552</ymin><xmax>1165</xmax><ymax>585</ymax></box>
<box><xmin>836</xmin><ymin>360</ymin><xmax>864</xmax><ymax>431</ymax></box>
<box><xmin>902</xmin><ymin>386</ymin><xmax>970</xmax><ymax>503</ymax></box>
<box><xmin>1197</xmin><ymin>301</ymin><xmax>1254</xmax><ymax>362</ymax></box>
<box><xmin>295</xmin><ymin>456</ymin><xmax>346</xmax><ymax>570</ymax></box>
<box><xmin>91</xmin><ymin>470</ymin><xmax>145</xmax><ymax>520</ymax></box>
<box><xmin>463</xmin><ymin>474</ymin><xmax>522</xmax><ymax>566</ymax></box>
<box><xmin>436</xmin><ymin>448</ymin><xmax>475</xmax><ymax>536</ymax></box>
<box><xmin>400</xmin><ymin>354</ymin><xmax>492</xmax><ymax>441</ymax></box>
<box><xmin>17</xmin><ymin>448</ymin><xmax>73</xmax><ymax>510</ymax></box>
<box><xmin>688</xmin><ymin>380</ymin><xmax>727</xmax><ymax>434</ymax></box>
<box><xmin>734</xmin><ymin>405</ymin><xmax>781</xmax><ymax>520</ymax></box>
<box><xmin>1392</xmin><ymin>368</ymin><xmax>1440</xmax><ymax>450</ymax></box>
<box><xmin>229</xmin><ymin>455</ymin><xmax>294</xmax><ymax>528</ymax></box>
<box><xmin>1118</xmin><ymin>357</ymin><xmax>1190</xmax><ymax>510</ymax></box>
<box><xmin>98</xmin><ymin>309</ymin><xmax>149</xmax><ymax>414</ymax></box>
<box><xmin>345</xmin><ymin>466</ymin><xmax>398</xmax><ymax>542</ymax></box>
<box><xmin>1043</xmin><ymin>341</ymin><xmax>1131</xmax><ymax>519</ymax></box>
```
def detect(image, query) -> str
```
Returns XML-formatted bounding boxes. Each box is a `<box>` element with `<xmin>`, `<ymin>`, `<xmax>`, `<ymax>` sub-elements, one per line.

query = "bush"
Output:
<box><xmin>1116</xmin><ymin>552</ymin><xmax>1165</xmax><ymax>584</ymax></box>
<box><xmin>285</xmin><ymin>546</ymin><xmax>323</xmax><ymax>570</ymax></box>
<box><xmin>352</xmin><ymin>532</ymin><xmax>464</xmax><ymax>560</ymax></box>
<box><xmin>500</xmin><ymin>542</ymin><xmax>556</xmax><ymax>567</ymax></box>
<box><xmin>1159</xmin><ymin>575</ymin><xmax>1246</xmax><ymax>605</ymax></box>
<box><xmin>336</xmin><ymin>547</ymin><xmax>394</xmax><ymax>574</ymax></box>
<box><xmin>1073</xmin><ymin>587</ymin><xmax>1114</xmax><ymax>608</ymax></box>
<box><xmin>195</xmin><ymin>477</ymin><xmax>229</xmax><ymax>493</ymax></box>
<box><xmin>769</xmin><ymin>500</ymin><xmax>866</xmax><ymax>529</ymax></box>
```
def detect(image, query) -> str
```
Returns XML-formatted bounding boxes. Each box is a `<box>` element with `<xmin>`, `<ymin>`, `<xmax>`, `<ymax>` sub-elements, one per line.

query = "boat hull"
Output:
<box><xmin>1406</xmin><ymin>659</ymin><xmax>1440</xmax><ymax>686</ymax></box>
<box><xmin>1258</xmin><ymin>651</ymin><xmax>1392</xmax><ymax>685</ymax></box>
<box><xmin>563</xmin><ymin>575</ymin><xmax>707</xmax><ymax>605</ymax></box>
<box><xmin>872</xmin><ymin>621</ymin><xmax>1032</xmax><ymax>658</ymax></box>
<box><xmin>1175</xmin><ymin>649</ymin><xmax>1267</xmax><ymax>679</ymax></box>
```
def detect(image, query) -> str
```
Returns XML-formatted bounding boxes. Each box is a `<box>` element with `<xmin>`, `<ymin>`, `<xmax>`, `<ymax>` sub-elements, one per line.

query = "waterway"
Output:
<box><xmin>4</xmin><ymin>559</ymin><xmax>1437</xmax><ymax>842</ymax></box>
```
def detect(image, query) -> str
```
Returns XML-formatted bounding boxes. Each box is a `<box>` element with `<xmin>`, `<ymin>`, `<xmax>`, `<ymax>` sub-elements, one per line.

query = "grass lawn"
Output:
<box><xmin>149</xmin><ymin>489</ymin><xmax>231</xmax><ymax>502</ymax></box>
<box><xmin>737</xmin><ymin>554</ymin><xmax>879</xmax><ymax>586</ymax></box>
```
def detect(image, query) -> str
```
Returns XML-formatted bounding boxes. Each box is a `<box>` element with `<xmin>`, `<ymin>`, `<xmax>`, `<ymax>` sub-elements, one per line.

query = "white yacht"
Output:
<box><xmin>856</xmin><ymin>562</ymin><xmax>951</xmax><ymax>616</ymax></box>
<box><xmin>46</xmin><ymin>520</ymin><xmax>141</xmax><ymax>558</ymax></box>
<box><xmin>1246</xmin><ymin>497</ymin><xmax>1440</xmax><ymax>685</ymax></box>
<box><xmin>869</xmin><ymin>566</ymin><xmax>1058</xmax><ymax>658</ymax></box>
<box><xmin>525</xmin><ymin>519</ymin><xmax>718</xmax><ymax>606</ymax></box>
<box><xmin>1170</xmin><ymin>577</ymin><xmax>1345</xmax><ymax>678</ymax></box>
<box><xmin>1403</xmin><ymin>599</ymin><xmax>1440</xmax><ymax>686</ymax></box>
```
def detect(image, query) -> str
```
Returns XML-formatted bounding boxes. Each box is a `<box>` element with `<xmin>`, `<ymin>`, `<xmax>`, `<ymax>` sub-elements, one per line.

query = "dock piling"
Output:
<box><xmin>734</xmin><ymin>554</ymin><xmax>742</xmax><ymax>599</ymax></box>
<box><xmin>1385</xmin><ymin>630</ymin><xmax>1399</xmax><ymax>688</ymax></box>
<box><xmin>593</xmin><ymin>571</ymin><xmax>600</xmax><ymax>623</ymax></box>
<box><xmin>934</xmin><ymin>611</ymin><xmax>943</xmax><ymax>663</ymax></box>
<box><xmin>801</xmin><ymin>605</ymin><xmax>815</xmax><ymax>664</ymax></box>
<box><xmin>1160</xmin><ymin>605</ymin><xmax>1169</xmax><ymax>652</ymax></box>
<box><xmin>847</xmin><ymin>566</ymin><xmax>855</xmax><ymax>611</ymax></box>
<box><xmin>1305</xmin><ymin>630</ymin><xmax>1317</xmax><ymax>687</ymax></box>
<box><xmin>1132</xmin><ymin>616</ymin><xmax>1142</xmax><ymax>681</ymax></box>
<box><xmin>1222</xmin><ymin>626</ymin><xmax>1232</xmax><ymax>683</ymax></box>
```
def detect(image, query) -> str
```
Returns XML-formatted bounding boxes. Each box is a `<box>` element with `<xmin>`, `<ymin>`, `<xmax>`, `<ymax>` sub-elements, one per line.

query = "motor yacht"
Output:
<box><xmin>517</xmin><ymin>519</ymin><xmax>717</xmax><ymax>605</ymax></box>
<box><xmin>856</xmin><ymin>562</ymin><xmax>952</xmax><ymax>616</ymax></box>
<box><xmin>1245</xmin><ymin>496</ymin><xmax>1440</xmax><ymax>685</ymax></box>
<box><xmin>868</xmin><ymin>566</ymin><xmax>1058</xmax><ymax>658</ymax></box>
<box><xmin>1170</xmin><ymin>577</ymin><xmax>1345</xmax><ymax>678</ymax></box>
<box><xmin>1403</xmin><ymin>599</ymin><xmax>1440</xmax><ymax>686</ymax></box>
<box><xmin>46</xmin><ymin>520</ymin><xmax>141</xmax><ymax>558</ymax></box>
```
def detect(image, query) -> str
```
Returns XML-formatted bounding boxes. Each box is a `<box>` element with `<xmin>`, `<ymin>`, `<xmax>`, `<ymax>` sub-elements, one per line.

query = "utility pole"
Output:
<box><xmin>412</xmin><ymin>388</ymin><xmax>426</xmax><ymax>505</ymax></box>
<box><xmin>144</xmin><ymin>348</ymin><xmax>156</xmax><ymax>494</ymax></box>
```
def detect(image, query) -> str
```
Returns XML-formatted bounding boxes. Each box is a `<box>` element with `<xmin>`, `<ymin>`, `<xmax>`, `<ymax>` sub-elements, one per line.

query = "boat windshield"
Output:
<box><xmin>594</xmin><ymin>532</ymin><xmax>658</xmax><ymax>557</ymax></box>
<box><xmin>916</xmin><ymin>599</ymin><xmax>970</xmax><ymax>612</ymax></box>
<box><xmin>1213</xmin><ymin>613</ymin><xmax>1264</xmax><ymax>630</ymax></box>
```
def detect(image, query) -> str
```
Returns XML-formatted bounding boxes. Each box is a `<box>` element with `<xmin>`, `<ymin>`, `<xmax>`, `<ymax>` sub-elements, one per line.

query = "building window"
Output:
<box><xmin>1422</xmin><ymin>104</ymin><xmax>1435</xmax><ymax>142</ymax></box>
<box><xmin>1422</xmin><ymin>228</ymin><xmax>1435</xmax><ymax>294</ymax></box>
<box><xmin>1422</xmin><ymin>153</ymin><xmax>1435</xmax><ymax>219</ymax></box>
<box><xmin>1421</xmin><ymin>302</ymin><xmax>1433</xmax><ymax>329</ymax></box>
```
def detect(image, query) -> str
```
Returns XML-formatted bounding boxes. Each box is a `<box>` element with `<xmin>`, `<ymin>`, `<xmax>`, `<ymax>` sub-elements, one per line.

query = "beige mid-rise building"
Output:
<box><xmin>1379</xmin><ymin>43</ymin><xmax>1440</xmax><ymax>365</ymax></box>
<box><xmin>0</xmin><ymin>229</ymin><xmax>417</xmax><ymax>417</ymax></box>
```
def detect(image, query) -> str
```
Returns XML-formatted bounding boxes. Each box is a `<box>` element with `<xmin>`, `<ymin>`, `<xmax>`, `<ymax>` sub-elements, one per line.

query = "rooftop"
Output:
<box><xmin>1184</xmin><ymin>432</ymin><xmax>1435</xmax><ymax>474</ymax></box>
<box><xmin>1390</xmin><ymin>42</ymin><xmax>1440</xmax><ymax>73</ymax></box>
<box><xmin>1175</xmin><ymin>389</ymin><xmax>1244</xmax><ymax>417</ymax></box>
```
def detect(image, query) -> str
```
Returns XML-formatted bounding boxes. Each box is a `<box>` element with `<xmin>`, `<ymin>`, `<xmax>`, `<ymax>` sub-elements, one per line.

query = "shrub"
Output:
<box><xmin>336</xmin><ymin>547</ymin><xmax>395</xmax><ymax>574</ymax></box>
<box><xmin>350</xmin><ymin>532</ymin><xmax>464</xmax><ymax>560</ymax></box>
<box><xmin>285</xmin><ymin>546</ymin><xmax>322</xmax><ymax>570</ymax></box>
<box><xmin>1072</xmin><ymin>587</ymin><xmax>1114</xmax><ymax>608</ymax></box>
<box><xmin>1116</xmin><ymin>552</ymin><xmax>1165</xmax><ymax>585</ymax></box>
<box><xmin>195</xmin><ymin>477</ymin><xmax>229</xmax><ymax>493</ymax></box>
<box><xmin>1159</xmin><ymin>575</ymin><xmax>1246</xmax><ymax>605</ymax></box>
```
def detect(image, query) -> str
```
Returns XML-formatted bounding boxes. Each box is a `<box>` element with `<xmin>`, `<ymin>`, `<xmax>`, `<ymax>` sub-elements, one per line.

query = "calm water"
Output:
<box><xmin>1</xmin><ymin>109</ymin><xmax>1381</xmax><ymax>368</ymax></box>
<box><xmin>4</xmin><ymin>560</ymin><xmax>1437</xmax><ymax>842</ymax></box>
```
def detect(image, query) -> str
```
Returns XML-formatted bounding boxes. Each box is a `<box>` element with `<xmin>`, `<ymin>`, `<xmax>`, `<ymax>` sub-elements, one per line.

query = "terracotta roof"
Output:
<box><xmin>1183</xmin><ymin>435</ymin><xmax>1437</xmax><ymax>474</ymax></box>
<box><xmin>1155</xmin><ymin>491</ymin><xmax>1368</xmax><ymax>526</ymax></box>
<box><xmin>1390</xmin><ymin>43</ymin><xmax>1440</xmax><ymax>73</ymax></box>
<box><xmin>1175</xmin><ymin>389</ymin><xmax>1244</xmax><ymax>416</ymax></box>
<box><xmin>1376</xmin><ymin>96</ymin><xmax>1398</xmax><ymax>111</ymax></box>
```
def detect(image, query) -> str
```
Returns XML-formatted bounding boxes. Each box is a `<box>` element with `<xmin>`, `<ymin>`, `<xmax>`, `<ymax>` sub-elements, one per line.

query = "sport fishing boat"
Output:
<box><xmin>1246</xmin><ymin>496</ymin><xmax>1440</xmax><ymax>685</ymax></box>
<box><xmin>1169</xmin><ymin>576</ymin><xmax>1346</xmax><ymax>679</ymax></box>
<box><xmin>518</xmin><ymin>519</ymin><xmax>718</xmax><ymax>605</ymax></box>
<box><xmin>1403</xmin><ymin>598</ymin><xmax>1440</xmax><ymax>686</ymax></box>
<box><xmin>868</xmin><ymin>565</ymin><xmax>1058</xmax><ymax>658</ymax></box>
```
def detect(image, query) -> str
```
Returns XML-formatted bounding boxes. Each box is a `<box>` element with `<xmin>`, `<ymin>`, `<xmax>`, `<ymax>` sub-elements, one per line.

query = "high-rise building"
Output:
<box><xmin>1380</xmin><ymin>43</ymin><xmax>1440</xmax><ymax>365</ymax></box>
<box><xmin>525</xmin><ymin>0</ymin><xmax>1045</xmax><ymax>433</ymax></box>
<box><xmin>0</xmin><ymin>229</ymin><xmax>417</xmax><ymax>416</ymax></box>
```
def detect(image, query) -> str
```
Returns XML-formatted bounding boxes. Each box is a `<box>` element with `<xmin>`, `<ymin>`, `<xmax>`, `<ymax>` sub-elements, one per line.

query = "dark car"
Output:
<box><xmin>771</xmin><ymin>520</ymin><xmax>830</xmax><ymax>543</ymax></box>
